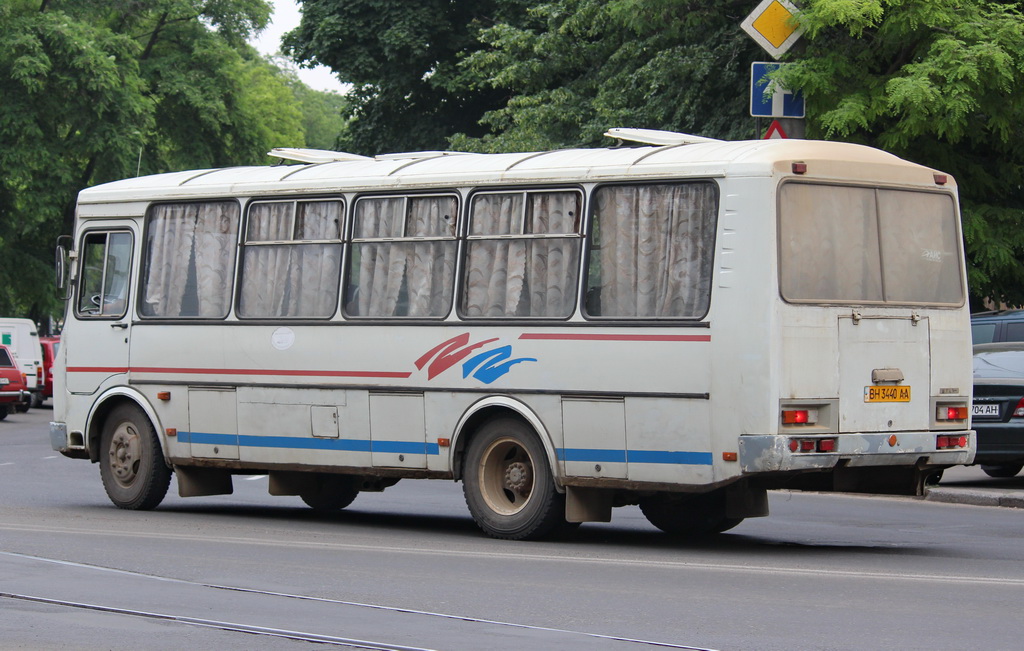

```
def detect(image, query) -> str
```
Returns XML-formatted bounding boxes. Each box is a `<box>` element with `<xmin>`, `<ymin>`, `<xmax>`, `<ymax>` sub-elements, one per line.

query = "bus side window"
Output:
<box><xmin>585</xmin><ymin>182</ymin><xmax>717</xmax><ymax>319</ymax></box>
<box><xmin>461</xmin><ymin>190</ymin><xmax>582</xmax><ymax>319</ymax></box>
<box><xmin>140</xmin><ymin>202</ymin><xmax>240</xmax><ymax>319</ymax></box>
<box><xmin>345</xmin><ymin>195</ymin><xmax>458</xmax><ymax>318</ymax></box>
<box><xmin>238</xmin><ymin>199</ymin><xmax>343</xmax><ymax>319</ymax></box>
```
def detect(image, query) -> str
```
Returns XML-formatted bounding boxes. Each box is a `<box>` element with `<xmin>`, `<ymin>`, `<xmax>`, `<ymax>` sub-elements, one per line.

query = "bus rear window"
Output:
<box><xmin>779</xmin><ymin>183</ymin><xmax>963</xmax><ymax>306</ymax></box>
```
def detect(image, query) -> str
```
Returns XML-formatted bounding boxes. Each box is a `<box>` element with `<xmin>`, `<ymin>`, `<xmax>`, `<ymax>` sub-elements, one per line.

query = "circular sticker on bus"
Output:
<box><xmin>271</xmin><ymin>327</ymin><xmax>295</xmax><ymax>351</ymax></box>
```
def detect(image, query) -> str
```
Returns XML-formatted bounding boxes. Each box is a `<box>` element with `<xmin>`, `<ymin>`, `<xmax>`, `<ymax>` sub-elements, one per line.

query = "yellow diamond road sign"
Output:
<box><xmin>741</xmin><ymin>0</ymin><xmax>804</xmax><ymax>60</ymax></box>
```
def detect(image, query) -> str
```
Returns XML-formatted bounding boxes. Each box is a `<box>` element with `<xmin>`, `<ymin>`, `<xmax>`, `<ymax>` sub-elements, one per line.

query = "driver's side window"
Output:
<box><xmin>77</xmin><ymin>231</ymin><xmax>132</xmax><ymax>318</ymax></box>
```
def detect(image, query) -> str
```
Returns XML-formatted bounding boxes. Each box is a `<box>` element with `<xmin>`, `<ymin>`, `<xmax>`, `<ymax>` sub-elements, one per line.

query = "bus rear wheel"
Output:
<box><xmin>299</xmin><ymin>475</ymin><xmax>360</xmax><ymax>512</ymax></box>
<box><xmin>462</xmin><ymin>418</ymin><xmax>567</xmax><ymax>540</ymax></box>
<box><xmin>639</xmin><ymin>490</ymin><xmax>742</xmax><ymax>537</ymax></box>
<box><xmin>99</xmin><ymin>404</ymin><xmax>171</xmax><ymax>510</ymax></box>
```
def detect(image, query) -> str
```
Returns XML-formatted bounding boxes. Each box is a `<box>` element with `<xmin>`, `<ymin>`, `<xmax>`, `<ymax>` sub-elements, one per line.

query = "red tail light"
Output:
<box><xmin>781</xmin><ymin>408</ymin><xmax>818</xmax><ymax>425</ymax></box>
<box><xmin>945</xmin><ymin>407</ymin><xmax>968</xmax><ymax>420</ymax></box>
<box><xmin>936</xmin><ymin>435</ymin><xmax>969</xmax><ymax>450</ymax></box>
<box><xmin>1013</xmin><ymin>397</ymin><xmax>1024</xmax><ymax>418</ymax></box>
<box><xmin>782</xmin><ymin>409</ymin><xmax>809</xmax><ymax>424</ymax></box>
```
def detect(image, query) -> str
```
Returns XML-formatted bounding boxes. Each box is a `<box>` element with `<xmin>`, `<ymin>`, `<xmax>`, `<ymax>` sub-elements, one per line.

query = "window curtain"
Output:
<box><xmin>291</xmin><ymin>201</ymin><xmax>342</xmax><ymax>317</ymax></box>
<box><xmin>590</xmin><ymin>184</ymin><xmax>716</xmax><ymax>318</ymax></box>
<box><xmin>352</xmin><ymin>197</ymin><xmax>455</xmax><ymax>317</ymax></box>
<box><xmin>464</xmin><ymin>194</ymin><xmax>524</xmax><ymax>317</ymax></box>
<box><xmin>354</xmin><ymin>198</ymin><xmax>407</xmax><ymax>316</ymax></box>
<box><xmin>142</xmin><ymin>202</ymin><xmax>239</xmax><ymax>317</ymax></box>
<box><xmin>404</xmin><ymin>197</ymin><xmax>456</xmax><ymax>317</ymax></box>
<box><xmin>525</xmin><ymin>193</ymin><xmax>579</xmax><ymax>317</ymax></box>
<box><xmin>240</xmin><ymin>203</ymin><xmax>293</xmax><ymax>316</ymax></box>
<box><xmin>239</xmin><ymin>201</ymin><xmax>342</xmax><ymax>317</ymax></box>
<box><xmin>463</xmin><ymin>192</ymin><xmax>579</xmax><ymax>318</ymax></box>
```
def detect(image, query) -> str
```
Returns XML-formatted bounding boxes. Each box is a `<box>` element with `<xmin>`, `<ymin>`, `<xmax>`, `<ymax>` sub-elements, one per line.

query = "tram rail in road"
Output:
<box><xmin>1</xmin><ymin>550</ymin><xmax>716</xmax><ymax>651</ymax></box>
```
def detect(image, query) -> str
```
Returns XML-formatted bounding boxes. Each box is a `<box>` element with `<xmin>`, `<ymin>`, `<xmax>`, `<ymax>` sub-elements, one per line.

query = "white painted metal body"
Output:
<box><xmin>50</xmin><ymin>139</ymin><xmax>974</xmax><ymax>502</ymax></box>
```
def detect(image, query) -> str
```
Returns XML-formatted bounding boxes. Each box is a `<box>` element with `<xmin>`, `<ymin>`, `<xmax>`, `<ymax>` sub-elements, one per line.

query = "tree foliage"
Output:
<box><xmin>0</xmin><ymin>0</ymin><xmax>342</xmax><ymax>324</ymax></box>
<box><xmin>451</xmin><ymin>0</ymin><xmax>763</xmax><ymax>152</ymax></box>
<box><xmin>284</xmin><ymin>0</ymin><xmax>534</xmax><ymax>154</ymax></box>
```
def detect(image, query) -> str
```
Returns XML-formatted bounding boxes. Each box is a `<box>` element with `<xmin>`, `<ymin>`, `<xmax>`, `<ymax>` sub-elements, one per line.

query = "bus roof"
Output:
<box><xmin>78</xmin><ymin>138</ymin><xmax>946</xmax><ymax>204</ymax></box>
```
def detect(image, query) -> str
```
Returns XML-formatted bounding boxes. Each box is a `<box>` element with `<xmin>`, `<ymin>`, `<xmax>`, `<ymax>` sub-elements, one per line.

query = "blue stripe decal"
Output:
<box><xmin>628</xmin><ymin>450</ymin><xmax>714</xmax><ymax>465</ymax></box>
<box><xmin>179</xmin><ymin>432</ymin><xmax>440</xmax><ymax>456</ymax></box>
<box><xmin>558</xmin><ymin>448</ymin><xmax>628</xmax><ymax>463</ymax></box>
<box><xmin>558</xmin><ymin>448</ymin><xmax>713</xmax><ymax>466</ymax></box>
<box><xmin>178</xmin><ymin>433</ymin><xmax>705</xmax><ymax>464</ymax></box>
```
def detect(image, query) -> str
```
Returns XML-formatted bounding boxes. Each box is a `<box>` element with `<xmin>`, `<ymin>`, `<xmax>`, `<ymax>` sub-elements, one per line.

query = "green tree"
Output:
<box><xmin>0</xmin><ymin>0</ymin><xmax>320</xmax><ymax>324</ymax></box>
<box><xmin>450</xmin><ymin>0</ymin><xmax>762</xmax><ymax>152</ymax></box>
<box><xmin>777</xmin><ymin>0</ymin><xmax>1024</xmax><ymax>307</ymax></box>
<box><xmin>284</xmin><ymin>0</ymin><xmax>533</xmax><ymax>155</ymax></box>
<box><xmin>0</xmin><ymin>1</ymin><xmax>153</xmax><ymax>322</ymax></box>
<box><xmin>270</xmin><ymin>56</ymin><xmax>351</xmax><ymax>151</ymax></box>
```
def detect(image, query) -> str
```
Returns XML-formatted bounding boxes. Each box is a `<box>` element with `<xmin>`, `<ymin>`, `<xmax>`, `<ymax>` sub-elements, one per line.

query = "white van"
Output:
<box><xmin>0</xmin><ymin>318</ymin><xmax>43</xmax><ymax>406</ymax></box>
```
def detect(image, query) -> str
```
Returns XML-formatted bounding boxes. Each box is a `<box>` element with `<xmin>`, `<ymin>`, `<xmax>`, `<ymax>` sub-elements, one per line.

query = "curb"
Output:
<box><xmin>924</xmin><ymin>487</ymin><xmax>1024</xmax><ymax>509</ymax></box>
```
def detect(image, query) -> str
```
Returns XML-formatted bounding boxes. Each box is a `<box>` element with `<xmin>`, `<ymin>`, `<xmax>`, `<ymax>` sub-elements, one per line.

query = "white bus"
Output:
<box><xmin>50</xmin><ymin>130</ymin><xmax>975</xmax><ymax>540</ymax></box>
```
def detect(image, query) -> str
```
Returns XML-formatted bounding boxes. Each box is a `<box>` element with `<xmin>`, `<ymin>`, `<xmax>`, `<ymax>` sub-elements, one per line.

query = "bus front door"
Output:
<box><xmin>66</xmin><ymin>227</ymin><xmax>135</xmax><ymax>394</ymax></box>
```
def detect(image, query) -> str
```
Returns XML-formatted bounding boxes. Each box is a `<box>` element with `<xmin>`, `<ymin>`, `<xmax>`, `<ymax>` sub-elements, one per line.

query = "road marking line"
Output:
<box><xmin>2</xmin><ymin>529</ymin><xmax>1023</xmax><ymax>588</ymax></box>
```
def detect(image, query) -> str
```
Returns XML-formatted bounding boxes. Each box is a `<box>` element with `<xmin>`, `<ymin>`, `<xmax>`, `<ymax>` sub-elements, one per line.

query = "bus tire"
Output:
<box><xmin>299</xmin><ymin>475</ymin><xmax>360</xmax><ymax>512</ymax></box>
<box><xmin>639</xmin><ymin>490</ymin><xmax>742</xmax><ymax>537</ymax></box>
<box><xmin>462</xmin><ymin>418</ymin><xmax>567</xmax><ymax>540</ymax></box>
<box><xmin>99</xmin><ymin>403</ymin><xmax>171</xmax><ymax>510</ymax></box>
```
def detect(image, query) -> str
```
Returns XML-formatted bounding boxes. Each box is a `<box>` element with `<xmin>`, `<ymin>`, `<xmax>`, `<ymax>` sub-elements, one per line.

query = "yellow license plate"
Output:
<box><xmin>864</xmin><ymin>385</ymin><xmax>911</xmax><ymax>402</ymax></box>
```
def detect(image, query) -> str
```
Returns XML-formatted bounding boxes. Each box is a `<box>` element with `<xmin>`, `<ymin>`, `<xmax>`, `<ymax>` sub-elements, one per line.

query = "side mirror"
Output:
<box><xmin>55</xmin><ymin>235</ymin><xmax>72</xmax><ymax>300</ymax></box>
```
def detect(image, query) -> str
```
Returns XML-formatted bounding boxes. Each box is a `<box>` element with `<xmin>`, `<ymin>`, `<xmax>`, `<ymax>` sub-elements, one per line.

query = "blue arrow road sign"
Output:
<box><xmin>750</xmin><ymin>62</ymin><xmax>804</xmax><ymax>118</ymax></box>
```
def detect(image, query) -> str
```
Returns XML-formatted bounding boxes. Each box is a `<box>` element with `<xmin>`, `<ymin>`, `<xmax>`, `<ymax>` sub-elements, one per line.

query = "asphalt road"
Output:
<box><xmin>2</xmin><ymin>407</ymin><xmax>1023</xmax><ymax>650</ymax></box>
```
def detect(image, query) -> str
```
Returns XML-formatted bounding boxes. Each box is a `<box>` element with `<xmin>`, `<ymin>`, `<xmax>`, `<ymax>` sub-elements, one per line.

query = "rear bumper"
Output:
<box><xmin>0</xmin><ymin>390</ymin><xmax>29</xmax><ymax>401</ymax></box>
<box><xmin>738</xmin><ymin>430</ymin><xmax>975</xmax><ymax>473</ymax></box>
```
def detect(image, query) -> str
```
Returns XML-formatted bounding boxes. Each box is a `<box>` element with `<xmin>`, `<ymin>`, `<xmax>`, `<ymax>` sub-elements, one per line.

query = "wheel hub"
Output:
<box><xmin>109</xmin><ymin>426</ymin><xmax>140</xmax><ymax>486</ymax></box>
<box><xmin>504</xmin><ymin>461</ymin><xmax>531</xmax><ymax>496</ymax></box>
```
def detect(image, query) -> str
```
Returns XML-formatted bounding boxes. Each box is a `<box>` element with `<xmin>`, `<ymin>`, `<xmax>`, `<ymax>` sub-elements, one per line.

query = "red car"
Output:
<box><xmin>40</xmin><ymin>335</ymin><xmax>60</xmax><ymax>402</ymax></box>
<box><xmin>0</xmin><ymin>344</ymin><xmax>30</xmax><ymax>419</ymax></box>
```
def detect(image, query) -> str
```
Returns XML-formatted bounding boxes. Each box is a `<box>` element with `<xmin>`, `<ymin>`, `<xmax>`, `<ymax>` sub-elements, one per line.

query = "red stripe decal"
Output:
<box><xmin>518</xmin><ymin>333</ymin><xmax>710</xmax><ymax>342</ymax></box>
<box><xmin>70</xmin><ymin>367</ymin><xmax>411</xmax><ymax>379</ymax></box>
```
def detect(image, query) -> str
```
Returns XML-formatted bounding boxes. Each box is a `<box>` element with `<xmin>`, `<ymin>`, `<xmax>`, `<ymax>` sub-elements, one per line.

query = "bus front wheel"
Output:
<box><xmin>462</xmin><ymin>418</ymin><xmax>567</xmax><ymax>540</ymax></box>
<box><xmin>639</xmin><ymin>490</ymin><xmax>742</xmax><ymax>537</ymax></box>
<box><xmin>99</xmin><ymin>404</ymin><xmax>171</xmax><ymax>510</ymax></box>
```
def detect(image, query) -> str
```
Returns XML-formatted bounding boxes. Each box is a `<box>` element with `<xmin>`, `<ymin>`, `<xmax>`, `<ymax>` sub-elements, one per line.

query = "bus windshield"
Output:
<box><xmin>778</xmin><ymin>183</ymin><xmax>963</xmax><ymax>306</ymax></box>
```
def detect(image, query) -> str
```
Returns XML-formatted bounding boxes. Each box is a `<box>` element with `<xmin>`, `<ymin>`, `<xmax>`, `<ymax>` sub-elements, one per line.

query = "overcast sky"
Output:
<box><xmin>250</xmin><ymin>0</ymin><xmax>346</xmax><ymax>94</ymax></box>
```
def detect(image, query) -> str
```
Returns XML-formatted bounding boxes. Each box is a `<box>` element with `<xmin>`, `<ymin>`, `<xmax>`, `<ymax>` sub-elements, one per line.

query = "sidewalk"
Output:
<box><xmin>924</xmin><ymin>464</ymin><xmax>1024</xmax><ymax>508</ymax></box>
